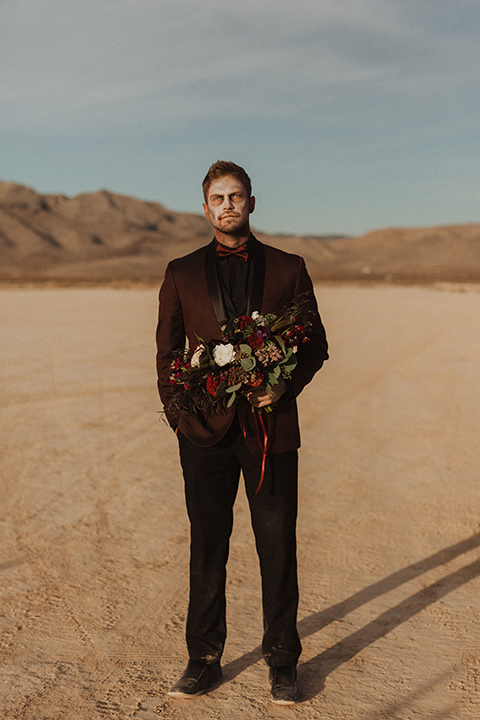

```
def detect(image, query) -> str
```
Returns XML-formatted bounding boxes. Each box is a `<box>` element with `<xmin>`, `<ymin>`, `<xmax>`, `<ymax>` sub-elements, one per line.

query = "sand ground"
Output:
<box><xmin>1</xmin><ymin>284</ymin><xmax>479</xmax><ymax>720</ymax></box>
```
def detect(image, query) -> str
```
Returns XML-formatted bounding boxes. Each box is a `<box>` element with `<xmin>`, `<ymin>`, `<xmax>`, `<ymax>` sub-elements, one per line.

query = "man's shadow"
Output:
<box><xmin>223</xmin><ymin>532</ymin><xmax>480</xmax><ymax>700</ymax></box>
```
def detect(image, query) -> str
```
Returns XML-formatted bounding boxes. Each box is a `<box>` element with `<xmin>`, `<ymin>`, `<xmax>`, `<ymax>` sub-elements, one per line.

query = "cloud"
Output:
<box><xmin>5</xmin><ymin>0</ymin><xmax>477</xmax><ymax>136</ymax></box>
<box><xmin>1</xmin><ymin>0</ymin><xmax>479</xmax><ymax>235</ymax></box>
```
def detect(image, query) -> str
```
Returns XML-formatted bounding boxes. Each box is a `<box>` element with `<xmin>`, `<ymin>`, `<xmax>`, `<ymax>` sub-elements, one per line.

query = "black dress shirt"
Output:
<box><xmin>214</xmin><ymin>237</ymin><xmax>254</xmax><ymax>319</ymax></box>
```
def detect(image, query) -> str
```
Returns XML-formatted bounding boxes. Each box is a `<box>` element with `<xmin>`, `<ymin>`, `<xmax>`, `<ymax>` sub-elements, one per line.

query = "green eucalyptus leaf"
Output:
<box><xmin>279</xmin><ymin>350</ymin><xmax>295</xmax><ymax>366</ymax></box>
<box><xmin>241</xmin><ymin>356</ymin><xmax>256</xmax><ymax>371</ymax></box>
<box><xmin>226</xmin><ymin>382</ymin><xmax>242</xmax><ymax>393</ymax></box>
<box><xmin>282</xmin><ymin>360</ymin><xmax>297</xmax><ymax>373</ymax></box>
<box><xmin>239</xmin><ymin>343</ymin><xmax>252</xmax><ymax>355</ymax></box>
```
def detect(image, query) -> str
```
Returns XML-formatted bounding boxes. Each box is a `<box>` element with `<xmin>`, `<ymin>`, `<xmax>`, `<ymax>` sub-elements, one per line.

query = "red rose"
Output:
<box><xmin>246</xmin><ymin>334</ymin><xmax>263</xmax><ymax>351</ymax></box>
<box><xmin>206</xmin><ymin>374</ymin><xmax>221</xmax><ymax>396</ymax></box>
<box><xmin>238</xmin><ymin>315</ymin><xmax>254</xmax><ymax>330</ymax></box>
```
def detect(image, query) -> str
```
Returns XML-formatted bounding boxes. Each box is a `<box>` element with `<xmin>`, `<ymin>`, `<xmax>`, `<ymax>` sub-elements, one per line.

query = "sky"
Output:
<box><xmin>1</xmin><ymin>0</ymin><xmax>479</xmax><ymax>236</ymax></box>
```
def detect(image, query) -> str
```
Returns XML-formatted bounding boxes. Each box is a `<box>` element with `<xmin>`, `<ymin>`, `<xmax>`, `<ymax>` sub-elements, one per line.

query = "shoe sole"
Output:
<box><xmin>271</xmin><ymin>698</ymin><xmax>298</xmax><ymax>705</ymax></box>
<box><xmin>167</xmin><ymin>689</ymin><xmax>203</xmax><ymax>699</ymax></box>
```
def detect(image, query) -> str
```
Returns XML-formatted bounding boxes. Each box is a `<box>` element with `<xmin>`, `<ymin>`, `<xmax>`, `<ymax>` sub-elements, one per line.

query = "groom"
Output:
<box><xmin>156</xmin><ymin>161</ymin><xmax>328</xmax><ymax>704</ymax></box>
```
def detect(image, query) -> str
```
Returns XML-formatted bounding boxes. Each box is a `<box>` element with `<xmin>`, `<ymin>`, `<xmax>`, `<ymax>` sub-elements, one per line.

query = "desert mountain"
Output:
<box><xmin>1</xmin><ymin>181</ymin><xmax>479</xmax><ymax>283</ymax></box>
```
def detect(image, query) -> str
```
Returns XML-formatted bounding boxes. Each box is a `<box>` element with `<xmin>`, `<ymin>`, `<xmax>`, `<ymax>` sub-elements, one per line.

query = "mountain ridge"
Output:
<box><xmin>1</xmin><ymin>181</ymin><xmax>479</xmax><ymax>283</ymax></box>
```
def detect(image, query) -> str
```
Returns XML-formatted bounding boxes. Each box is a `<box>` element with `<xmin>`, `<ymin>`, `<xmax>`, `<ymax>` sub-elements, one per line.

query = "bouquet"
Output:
<box><xmin>167</xmin><ymin>295</ymin><xmax>311</xmax><ymax>418</ymax></box>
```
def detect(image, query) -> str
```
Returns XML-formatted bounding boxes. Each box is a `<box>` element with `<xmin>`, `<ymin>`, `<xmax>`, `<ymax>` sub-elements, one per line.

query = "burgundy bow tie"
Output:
<box><xmin>216</xmin><ymin>242</ymin><xmax>249</xmax><ymax>262</ymax></box>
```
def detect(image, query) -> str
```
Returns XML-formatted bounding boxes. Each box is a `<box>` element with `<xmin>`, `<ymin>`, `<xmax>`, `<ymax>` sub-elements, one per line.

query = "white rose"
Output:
<box><xmin>191</xmin><ymin>345</ymin><xmax>204</xmax><ymax>367</ymax></box>
<box><xmin>213</xmin><ymin>343</ymin><xmax>235</xmax><ymax>366</ymax></box>
<box><xmin>251</xmin><ymin>310</ymin><xmax>267</xmax><ymax>323</ymax></box>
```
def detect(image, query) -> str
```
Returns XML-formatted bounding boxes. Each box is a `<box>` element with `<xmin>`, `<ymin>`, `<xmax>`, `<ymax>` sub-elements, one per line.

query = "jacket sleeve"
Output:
<box><xmin>288</xmin><ymin>257</ymin><xmax>328</xmax><ymax>398</ymax></box>
<box><xmin>155</xmin><ymin>262</ymin><xmax>186</xmax><ymax>427</ymax></box>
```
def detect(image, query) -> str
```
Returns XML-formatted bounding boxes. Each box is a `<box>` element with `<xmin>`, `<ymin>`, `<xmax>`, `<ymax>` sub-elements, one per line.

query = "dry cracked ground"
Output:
<box><xmin>1</xmin><ymin>283</ymin><xmax>479</xmax><ymax>720</ymax></box>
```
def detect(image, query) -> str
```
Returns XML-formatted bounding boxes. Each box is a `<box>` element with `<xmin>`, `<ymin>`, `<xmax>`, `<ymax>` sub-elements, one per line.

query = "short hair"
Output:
<box><xmin>202</xmin><ymin>161</ymin><xmax>252</xmax><ymax>201</ymax></box>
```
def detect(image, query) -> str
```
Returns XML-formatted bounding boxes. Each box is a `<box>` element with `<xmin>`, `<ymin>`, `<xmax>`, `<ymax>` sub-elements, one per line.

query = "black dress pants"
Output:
<box><xmin>177</xmin><ymin>417</ymin><xmax>302</xmax><ymax>667</ymax></box>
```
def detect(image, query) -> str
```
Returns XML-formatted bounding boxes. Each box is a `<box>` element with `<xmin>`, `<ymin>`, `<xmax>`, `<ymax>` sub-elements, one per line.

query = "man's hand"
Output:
<box><xmin>246</xmin><ymin>378</ymin><xmax>287</xmax><ymax>409</ymax></box>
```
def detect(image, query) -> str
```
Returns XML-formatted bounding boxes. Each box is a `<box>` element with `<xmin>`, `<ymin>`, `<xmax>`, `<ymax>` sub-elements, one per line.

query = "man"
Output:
<box><xmin>156</xmin><ymin>161</ymin><xmax>328</xmax><ymax>704</ymax></box>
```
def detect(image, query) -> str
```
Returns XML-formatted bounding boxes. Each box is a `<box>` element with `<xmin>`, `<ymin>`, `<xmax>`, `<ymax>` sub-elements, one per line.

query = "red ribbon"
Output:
<box><xmin>240</xmin><ymin>405</ymin><xmax>270</xmax><ymax>494</ymax></box>
<box><xmin>254</xmin><ymin>411</ymin><xmax>269</xmax><ymax>495</ymax></box>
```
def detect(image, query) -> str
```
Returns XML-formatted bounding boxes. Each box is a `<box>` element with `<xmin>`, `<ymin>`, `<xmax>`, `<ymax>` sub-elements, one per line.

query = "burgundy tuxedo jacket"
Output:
<box><xmin>156</xmin><ymin>236</ymin><xmax>328</xmax><ymax>456</ymax></box>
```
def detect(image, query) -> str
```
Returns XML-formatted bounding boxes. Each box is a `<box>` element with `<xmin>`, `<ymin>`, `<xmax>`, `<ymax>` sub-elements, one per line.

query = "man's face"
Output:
<box><xmin>203</xmin><ymin>175</ymin><xmax>255</xmax><ymax>237</ymax></box>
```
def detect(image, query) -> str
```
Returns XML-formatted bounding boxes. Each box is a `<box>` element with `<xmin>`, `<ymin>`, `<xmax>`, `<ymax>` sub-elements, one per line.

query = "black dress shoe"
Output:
<box><xmin>168</xmin><ymin>660</ymin><xmax>222</xmax><ymax>698</ymax></box>
<box><xmin>269</xmin><ymin>665</ymin><xmax>298</xmax><ymax>704</ymax></box>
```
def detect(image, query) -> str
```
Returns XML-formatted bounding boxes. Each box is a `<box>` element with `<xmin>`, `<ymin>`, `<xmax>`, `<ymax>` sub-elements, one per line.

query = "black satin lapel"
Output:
<box><xmin>205</xmin><ymin>241</ymin><xmax>228</xmax><ymax>328</ymax></box>
<box><xmin>246</xmin><ymin>238</ymin><xmax>265</xmax><ymax>316</ymax></box>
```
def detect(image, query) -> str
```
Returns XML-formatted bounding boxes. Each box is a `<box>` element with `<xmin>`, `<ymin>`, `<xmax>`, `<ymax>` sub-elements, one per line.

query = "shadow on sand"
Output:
<box><xmin>223</xmin><ymin>532</ymin><xmax>480</xmax><ymax>701</ymax></box>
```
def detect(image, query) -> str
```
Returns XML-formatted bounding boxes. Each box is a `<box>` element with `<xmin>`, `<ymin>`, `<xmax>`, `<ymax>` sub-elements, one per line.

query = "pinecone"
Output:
<box><xmin>226</xmin><ymin>365</ymin><xmax>252</xmax><ymax>386</ymax></box>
